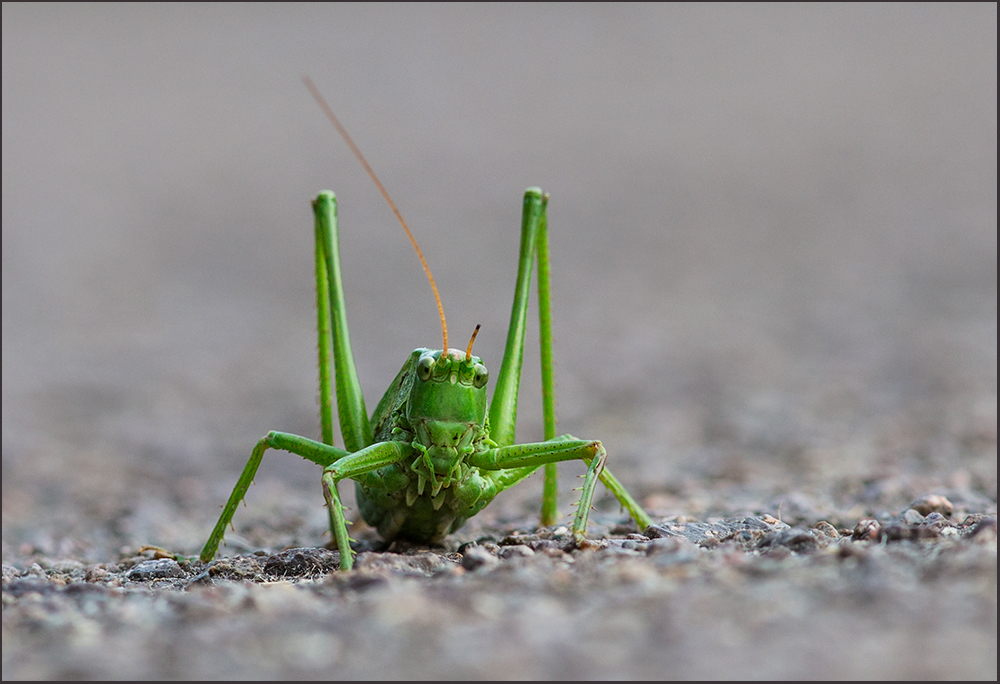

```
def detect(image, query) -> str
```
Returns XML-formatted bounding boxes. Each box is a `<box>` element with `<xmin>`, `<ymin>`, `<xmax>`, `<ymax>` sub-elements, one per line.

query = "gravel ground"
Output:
<box><xmin>3</xmin><ymin>4</ymin><xmax>996</xmax><ymax>680</ymax></box>
<box><xmin>2</xmin><ymin>506</ymin><xmax>997</xmax><ymax>679</ymax></box>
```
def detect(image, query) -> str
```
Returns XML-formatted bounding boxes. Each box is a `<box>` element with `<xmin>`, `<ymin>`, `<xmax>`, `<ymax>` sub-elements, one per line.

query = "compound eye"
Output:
<box><xmin>417</xmin><ymin>356</ymin><xmax>435</xmax><ymax>381</ymax></box>
<box><xmin>473</xmin><ymin>363</ymin><xmax>489</xmax><ymax>389</ymax></box>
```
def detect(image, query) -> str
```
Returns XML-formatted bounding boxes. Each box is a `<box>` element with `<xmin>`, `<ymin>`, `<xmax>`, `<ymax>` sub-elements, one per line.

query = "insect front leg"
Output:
<box><xmin>200</xmin><ymin>431</ymin><xmax>348</xmax><ymax>562</ymax></box>
<box><xmin>320</xmin><ymin>440</ymin><xmax>415</xmax><ymax>571</ymax></box>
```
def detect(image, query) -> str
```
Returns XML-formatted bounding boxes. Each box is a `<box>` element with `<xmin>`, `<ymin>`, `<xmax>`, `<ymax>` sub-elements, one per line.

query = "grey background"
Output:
<box><xmin>2</xmin><ymin>4</ymin><xmax>996</xmax><ymax>679</ymax></box>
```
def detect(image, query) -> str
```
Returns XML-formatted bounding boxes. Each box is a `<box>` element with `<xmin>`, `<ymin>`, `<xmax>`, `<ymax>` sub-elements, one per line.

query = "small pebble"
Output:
<box><xmin>461</xmin><ymin>546</ymin><xmax>499</xmax><ymax>571</ymax></box>
<box><xmin>497</xmin><ymin>544</ymin><xmax>534</xmax><ymax>559</ymax></box>
<box><xmin>812</xmin><ymin>521</ymin><xmax>840</xmax><ymax>538</ymax></box>
<box><xmin>923</xmin><ymin>512</ymin><xmax>946</xmax><ymax>525</ymax></box>
<box><xmin>902</xmin><ymin>509</ymin><xmax>925</xmax><ymax>525</ymax></box>
<box><xmin>50</xmin><ymin>559</ymin><xmax>87</xmax><ymax>574</ymax></box>
<box><xmin>852</xmin><ymin>519</ymin><xmax>881</xmax><ymax>541</ymax></box>
<box><xmin>969</xmin><ymin>517</ymin><xmax>997</xmax><ymax>541</ymax></box>
<box><xmin>909</xmin><ymin>494</ymin><xmax>954</xmax><ymax>518</ymax></box>
<box><xmin>263</xmin><ymin>548</ymin><xmax>339</xmax><ymax>577</ymax></box>
<box><xmin>126</xmin><ymin>559</ymin><xmax>186</xmax><ymax>581</ymax></box>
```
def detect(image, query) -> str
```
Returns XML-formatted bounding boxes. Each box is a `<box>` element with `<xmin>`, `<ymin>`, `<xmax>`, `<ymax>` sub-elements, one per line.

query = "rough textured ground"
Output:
<box><xmin>3</xmin><ymin>5</ymin><xmax>996</xmax><ymax>680</ymax></box>
<box><xmin>3</xmin><ymin>506</ymin><xmax>997</xmax><ymax>679</ymax></box>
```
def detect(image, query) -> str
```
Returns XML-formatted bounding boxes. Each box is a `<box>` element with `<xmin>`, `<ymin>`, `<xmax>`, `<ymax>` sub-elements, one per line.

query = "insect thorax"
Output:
<box><xmin>355</xmin><ymin>349</ymin><xmax>499</xmax><ymax>542</ymax></box>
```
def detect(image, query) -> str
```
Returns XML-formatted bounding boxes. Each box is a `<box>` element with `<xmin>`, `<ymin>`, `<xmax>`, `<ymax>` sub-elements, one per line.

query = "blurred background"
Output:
<box><xmin>3</xmin><ymin>4</ymin><xmax>996</xmax><ymax>560</ymax></box>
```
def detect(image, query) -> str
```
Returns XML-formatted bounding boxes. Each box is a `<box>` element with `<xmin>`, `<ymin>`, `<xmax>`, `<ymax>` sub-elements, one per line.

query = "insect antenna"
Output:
<box><xmin>302</xmin><ymin>75</ymin><xmax>449</xmax><ymax>354</ymax></box>
<box><xmin>465</xmin><ymin>324</ymin><xmax>481</xmax><ymax>360</ymax></box>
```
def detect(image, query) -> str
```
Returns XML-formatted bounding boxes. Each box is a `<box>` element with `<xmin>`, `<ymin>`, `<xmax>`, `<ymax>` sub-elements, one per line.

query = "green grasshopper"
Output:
<box><xmin>198</xmin><ymin>79</ymin><xmax>653</xmax><ymax>571</ymax></box>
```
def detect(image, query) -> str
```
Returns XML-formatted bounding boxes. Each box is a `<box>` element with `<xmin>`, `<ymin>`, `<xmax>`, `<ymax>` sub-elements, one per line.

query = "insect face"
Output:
<box><xmin>405</xmin><ymin>349</ymin><xmax>489</xmax><ymax>478</ymax></box>
<box><xmin>408</xmin><ymin>349</ymin><xmax>488</xmax><ymax>426</ymax></box>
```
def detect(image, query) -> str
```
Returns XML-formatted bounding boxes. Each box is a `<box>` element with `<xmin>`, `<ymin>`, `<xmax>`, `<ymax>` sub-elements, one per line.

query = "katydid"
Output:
<box><xmin>199</xmin><ymin>79</ymin><xmax>653</xmax><ymax>571</ymax></box>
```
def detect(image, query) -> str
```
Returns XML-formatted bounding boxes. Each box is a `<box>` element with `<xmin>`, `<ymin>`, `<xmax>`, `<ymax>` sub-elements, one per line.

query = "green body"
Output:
<box><xmin>200</xmin><ymin>189</ymin><xmax>653</xmax><ymax>570</ymax></box>
<box><xmin>353</xmin><ymin>347</ymin><xmax>491</xmax><ymax>542</ymax></box>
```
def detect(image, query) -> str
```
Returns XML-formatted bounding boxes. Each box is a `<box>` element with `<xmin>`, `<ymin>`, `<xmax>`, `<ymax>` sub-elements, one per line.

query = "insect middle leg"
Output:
<box><xmin>200</xmin><ymin>430</ymin><xmax>414</xmax><ymax>570</ymax></box>
<box><xmin>199</xmin><ymin>431</ymin><xmax>349</xmax><ymax>562</ymax></box>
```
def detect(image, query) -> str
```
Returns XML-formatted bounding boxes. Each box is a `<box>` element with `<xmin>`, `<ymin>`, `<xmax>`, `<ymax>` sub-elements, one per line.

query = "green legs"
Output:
<box><xmin>312</xmin><ymin>191</ymin><xmax>382</xmax><ymax>569</ymax></box>
<box><xmin>199</xmin><ymin>189</ymin><xmax>653</xmax><ymax>572</ymax></box>
<box><xmin>320</xmin><ymin>440</ymin><xmax>414</xmax><ymax>570</ymax></box>
<box><xmin>469</xmin><ymin>436</ymin><xmax>605</xmax><ymax>542</ymax></box>
<box><xmin>201</xmin><ymin>193</ymin><xmax>376</xmax><ymax>566</ymax></box>
<box><xmin>470</xmin><ymin>434</ymin><xmax>654</xmax><ymax>541</ymax></box>
<box><xmin>199</xmin><ymin>431</ymin><xmax>413</xmax><ymax>570</ymax></box>
<box><xmin>313</xmin><ymin>192</ymin><xmax>371</xmax><ymax>453</ymax></box>
<box><xmin>490</xmin><ymin>189</ymin><xmax>562</xmax><ymax>524</ymax></box>
<box><xmin>536</xmin><ymin>203</ymin><xmax>559</xmax><ymax>526</ymax></box>
<box><xmin>490</xmin><ymin>189</ymin><xmax>547</xmax><ymax>447</ymax></box>
<box><xmin>490</xmin><ymin>189</ymin><xmax>652</xmax><ymax>532</ymax></box>
<box><xmin>199</xmin><ymin>431</ymin><xmax>349</xmax><ymax>562</ymax></box>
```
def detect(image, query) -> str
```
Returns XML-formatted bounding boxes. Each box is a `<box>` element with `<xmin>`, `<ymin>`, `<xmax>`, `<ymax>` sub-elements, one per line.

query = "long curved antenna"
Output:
<box><xmin>303</xmin><ymin>75</ymin><xmax>449</xmax><ymax>354</ymax></box>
